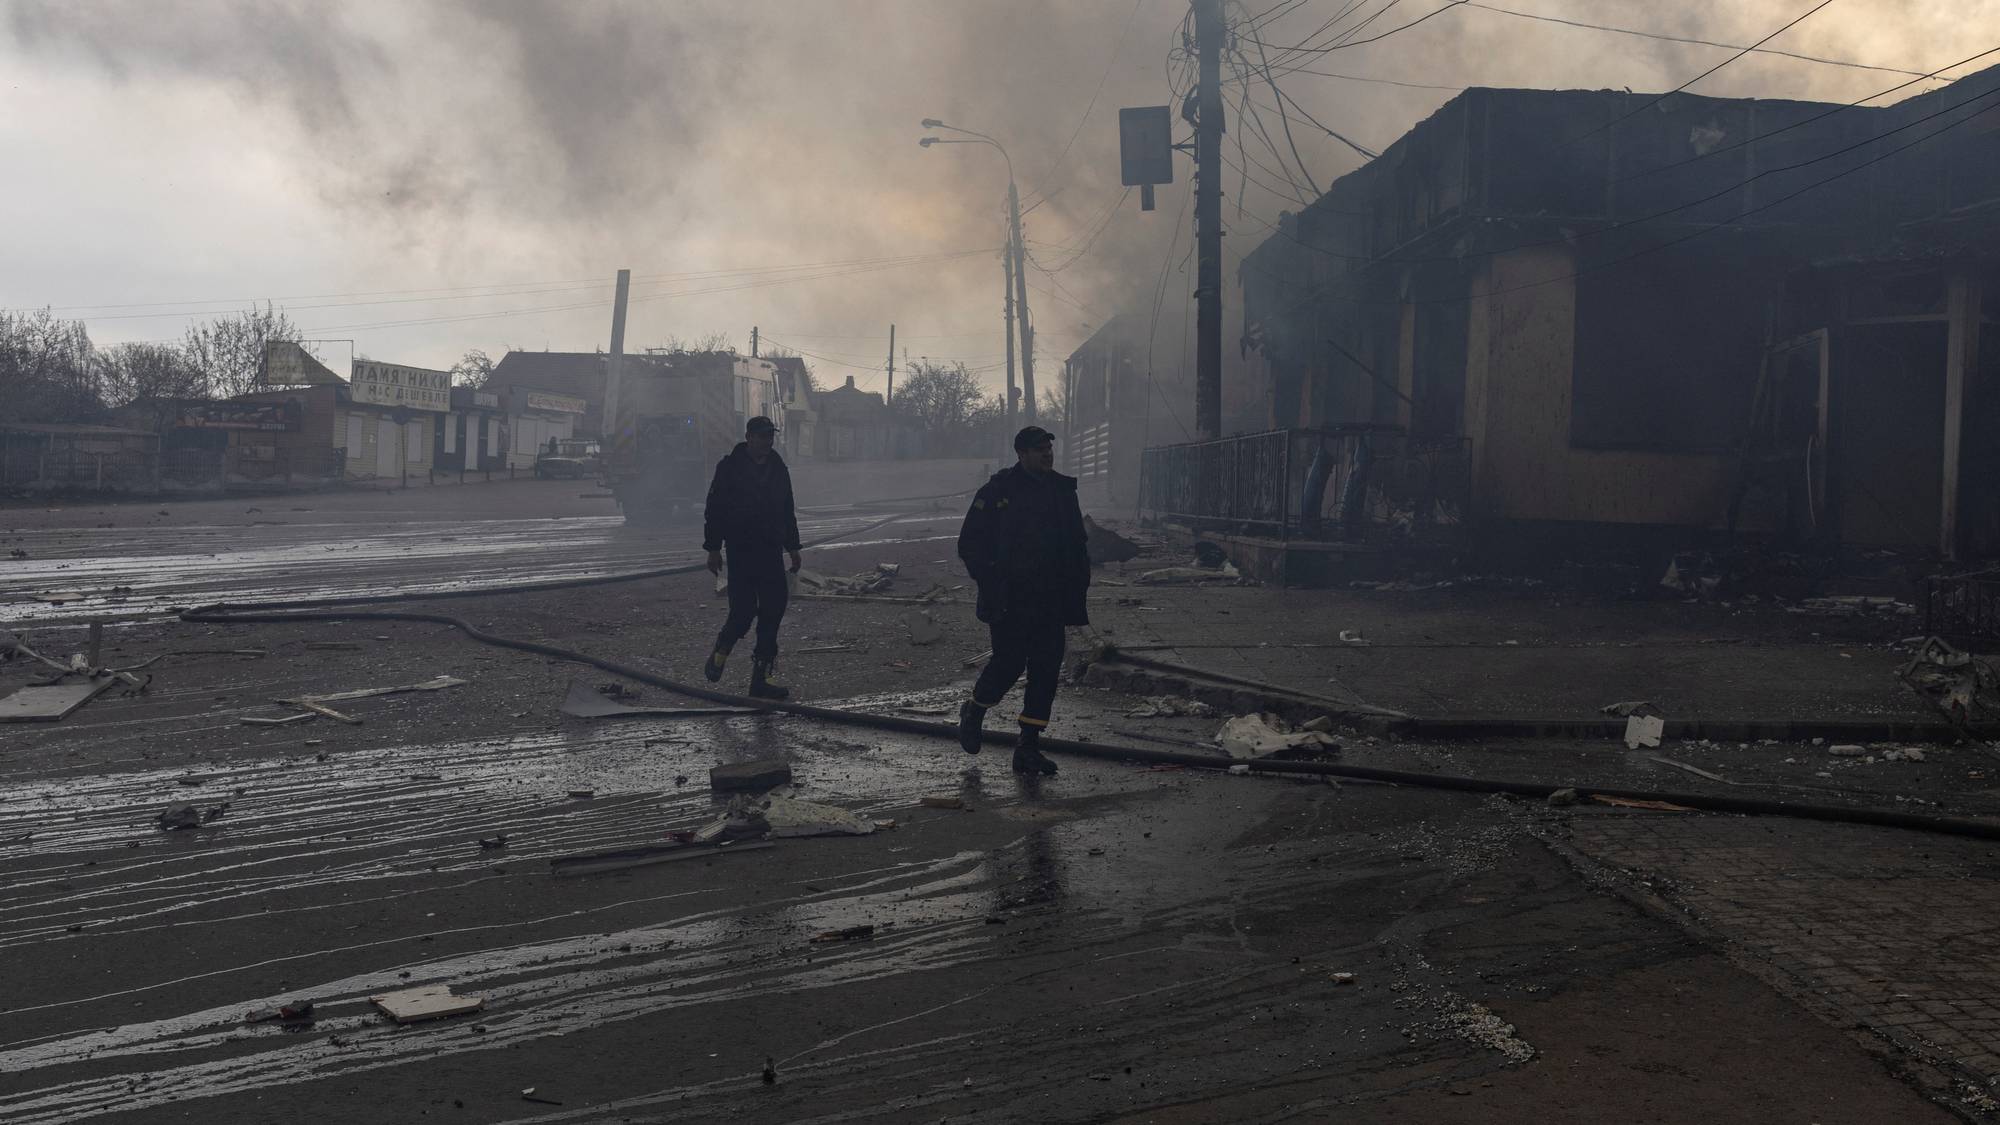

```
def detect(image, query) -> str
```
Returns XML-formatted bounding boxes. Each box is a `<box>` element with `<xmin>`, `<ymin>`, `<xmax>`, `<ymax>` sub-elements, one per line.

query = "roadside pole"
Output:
<box><xmin>1194</xmin><ymin>0</ymin><xmax>1224</xmax><ymax>439</ymax></box>
<box><xmin>886</xmin><ymin>324</ymin><xmax>895</xmax><ymax>406</ymax></box>
<box><xmin>604</xmin><ymin>268</ymin><xmax>631</xmax><ymax>458</ymax></box>
<box><xmin>1009</xmin><ymin>179</ymin><xmax>1036</xmax><ymax>422</ymax></box>
<box><xmin>1002</xmin><ymin>244</ymin><xmax>1017</xmax><ymax>451</ymax></box>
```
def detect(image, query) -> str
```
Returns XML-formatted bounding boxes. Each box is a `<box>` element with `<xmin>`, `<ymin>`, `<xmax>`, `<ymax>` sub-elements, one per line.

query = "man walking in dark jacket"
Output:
<box><xmin>702</xmin><ymin>416</ymin><xmax>802</xmax><ymax>699</ymax></box>
<box><xmin>955</xmin><ymin>426</ymin><xmax>1090</xmax><ymax>775</ymax></box>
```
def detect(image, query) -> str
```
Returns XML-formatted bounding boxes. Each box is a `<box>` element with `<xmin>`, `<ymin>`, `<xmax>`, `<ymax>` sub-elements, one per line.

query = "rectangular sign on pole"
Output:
<box><xmin>1119</xmin><ymin>106</ymin><xmax>1174</xmax><ymax>187</ymax></box>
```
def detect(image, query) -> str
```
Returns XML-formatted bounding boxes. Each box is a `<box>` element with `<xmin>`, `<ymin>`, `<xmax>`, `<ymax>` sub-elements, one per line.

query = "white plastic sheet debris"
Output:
<box><xmin>1215</xmin><ymin>713</ymin><xmax>1339</xmax><ymax>760</ymax></box>
<box><xmin>760</xmin><ymin>795</ymin><xmax>879</xmax><ymax>838</ymax></box>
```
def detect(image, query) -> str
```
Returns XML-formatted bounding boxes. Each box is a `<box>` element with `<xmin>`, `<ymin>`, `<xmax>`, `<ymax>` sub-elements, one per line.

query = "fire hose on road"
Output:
<box><xmin>176</xmin><ymin>506</ymin><xmax>2000</xmax><ymax>844</ymax></box>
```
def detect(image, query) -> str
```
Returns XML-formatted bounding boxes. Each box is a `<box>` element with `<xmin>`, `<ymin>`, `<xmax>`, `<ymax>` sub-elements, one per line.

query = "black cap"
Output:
<box><xmin>746</xmin><ymin>415</ymin><xmax>777</xmax><ymax>434</ymax></box>
<box><xmin>1013</xmin><ymin>425</ymin><xmax>1055</xmax><ymax>452</ymax></box>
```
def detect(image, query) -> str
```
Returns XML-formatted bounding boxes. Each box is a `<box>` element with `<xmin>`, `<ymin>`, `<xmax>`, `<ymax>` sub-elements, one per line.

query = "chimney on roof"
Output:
<box><xmin>845</xmin><ymin>375</ymin><xmax>856</xmax><ymax>389</ymax></box>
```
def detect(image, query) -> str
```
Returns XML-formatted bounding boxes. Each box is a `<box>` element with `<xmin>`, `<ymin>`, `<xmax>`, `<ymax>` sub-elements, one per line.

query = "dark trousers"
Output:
<box><xmin>971</xmin><ymin>615</ymin><xmax>1066</xmax><ymax>728</ymax></box>
<box><xmin>716</xmin><ymin>547</ymin><xmax>788</xmax><ymax>663</ymax></box>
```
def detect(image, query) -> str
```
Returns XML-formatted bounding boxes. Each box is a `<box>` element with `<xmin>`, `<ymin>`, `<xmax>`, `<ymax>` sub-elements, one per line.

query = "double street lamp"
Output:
<box><xmin>919</xmin><ymin>118</ymin><xmax>1036</xmax><ymax>441</ymax></box>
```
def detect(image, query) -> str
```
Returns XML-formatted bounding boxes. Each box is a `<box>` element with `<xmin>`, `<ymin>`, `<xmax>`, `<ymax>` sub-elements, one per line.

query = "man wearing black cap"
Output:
<box><xmin>955</xmin><ymin>425</ymin><xmax>1090</xmax><ymax>775</ymax></box>
<box><xmin>702</xmin><ymin>415</ymin><xmax>802</xmax><ymax>699</ymax></box>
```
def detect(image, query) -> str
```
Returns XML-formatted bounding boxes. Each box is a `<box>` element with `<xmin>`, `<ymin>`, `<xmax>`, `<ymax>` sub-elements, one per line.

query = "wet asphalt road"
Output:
<box><xmin>0</xmin><ymin>502</ymin><xmax>899</xmax><ymax>626</ymax></box>
<box><xmin>0</xmin><ymin>481</ymin><xmax>1959</xmax><ymax>1123</ymax></box>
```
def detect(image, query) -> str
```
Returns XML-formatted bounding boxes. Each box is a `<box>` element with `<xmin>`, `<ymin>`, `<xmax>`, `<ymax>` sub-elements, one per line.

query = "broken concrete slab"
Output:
<box><xmin>0</xmin><ymin>677</ymin><xmax>116</xmax><ymax>722</ymax></box>
<box><xmin>709</xmin><ymin>759</ymin><xmax>792</xmax><ymax>791</ymax></box>
<box><xmin>369</xmin><ymin>984</ymin><xmax>484</xmax><ymax>1023</ymax></box>
<box><xmin>559</xmin><ymin>679</ymin><xmax>755</xmax><ymax>720</ymax></box>
<box><xmin>1623</xmin><ymin>713</ymin><xmax>1665</xmax><ymax>749</ymax></box>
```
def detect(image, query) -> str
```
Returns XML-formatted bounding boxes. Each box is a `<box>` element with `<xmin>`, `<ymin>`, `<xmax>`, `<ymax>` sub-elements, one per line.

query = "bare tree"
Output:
<box><xmin>97</xmin><ymin>343</ymin><xmax>206</xmax><ymax>428</ymax></box>
<box><xmin>0</xmin><ymin>308</ymin><xmax>102</xmax><ymax>423</ymax></box>
<box><xmin>1038</xmin><ymin>381</ymin><xmax>1072</xmax><ymax>431</ymax></box>
<box><xmin>449</xmin><ymin>347</ymin><xmax>496</xmax><ymax>388</ymax></box>
<box><xmin>181</xmin><ymin>303</ymin><xmax>305</xmax><ymax>398</ymax></box>
<box><xmin>892</xmin><ymin>361</ymin><xmax>987</xmax><ymax>437</ymax></box>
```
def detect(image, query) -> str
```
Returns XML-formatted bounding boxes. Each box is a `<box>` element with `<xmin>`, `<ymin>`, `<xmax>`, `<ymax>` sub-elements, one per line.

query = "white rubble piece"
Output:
<box><xmin>797</xmin><ymin>564</ymin><xmax>900</xmax><ymax>596</ymax></box>
<box><xmin>1216</xmin><ymin>713</ymin><xmax>1339</xmax><ymax>760</ymax></box>
<box><xmin>370</xmin><ymin>984</ymin><xmax>484</xmax><ymax>1023</ymax></box>
<box><xmin>1124</xmin><ymin>696</ymin><xmax>1217</xmax><ymax>719</ymax></box>
<box><xmin>1135</xmin><ymin>563</ymin><xmax>1243</xmax><ymax>585</ymax></box>
<box><xmin>1622</xmin><ymin>714</ymin><xmax>1665</xmax><ymax>749</ymax></box>
<box><xmin>760</xmin><ymin>795</ymin><xmax>879</xmax><ymax>838</ymax></box>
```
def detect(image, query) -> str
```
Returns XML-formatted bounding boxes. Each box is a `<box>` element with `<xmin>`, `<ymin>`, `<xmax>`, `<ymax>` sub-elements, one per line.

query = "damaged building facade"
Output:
<box><xmin>1230</xmin><ymin>63</ymin><xmax>2000</xmax><ymax>560</ymax></box>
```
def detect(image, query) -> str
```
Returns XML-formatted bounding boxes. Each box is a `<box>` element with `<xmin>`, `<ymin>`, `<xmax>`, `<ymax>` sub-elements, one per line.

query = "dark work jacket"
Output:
<box><xmin>701</xmin><ymin>444</ymin><xmax>801</xmax><ymax>554</ymax></box>
<box><xmin>956</xmin><ymin>465</ymin><xmax>1090</xmax><ymax>626</ymax></box>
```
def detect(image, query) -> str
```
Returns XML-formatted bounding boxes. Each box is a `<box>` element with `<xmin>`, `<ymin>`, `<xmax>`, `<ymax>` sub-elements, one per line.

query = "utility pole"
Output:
<box><xmin>886</xmin><ymin>324</ymin><xmax>896</xmax><ymax>405</ymax></box>
<box><xmin>603</xmin><ymin>268</ymin><xmax>630</xmax><ymax>447</ymax></box>
<box><xmin>1002</xmin><ymin>243</ymin><xmax>1017</xmax><ymax>442</ymax></box>
<box><xmin>750</xmin><ymin>325</ymin><xmax>759</xmax><ymax>357</ymax></box>
<box><xmin>1009</xmin><ymin>180</ymin><xmax>1036</xmax><ymax>423</ymax></box>
<box><xmin>1193</xmin><ymin>0</ymin><xmax>1225</xmax><ymax>439</ymax></box>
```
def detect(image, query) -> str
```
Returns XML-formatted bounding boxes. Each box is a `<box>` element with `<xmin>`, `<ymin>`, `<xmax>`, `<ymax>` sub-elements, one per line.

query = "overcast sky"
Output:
<box><xmin>3</xmin><ymin>0</ymin><xmax>1992</xmax><ymax>397</ymax></box>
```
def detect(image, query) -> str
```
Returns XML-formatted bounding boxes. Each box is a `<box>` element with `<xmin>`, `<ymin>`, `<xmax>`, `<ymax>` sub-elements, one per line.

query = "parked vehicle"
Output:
<box><xmin>603</xmin><ymin>353</ymin><xmax>781</xmax><ymax>525</ymax></box>
<box><xmin>533</xmin><ymin>439</ymin><xmax>602</xmax><ymax>480</ymax></box>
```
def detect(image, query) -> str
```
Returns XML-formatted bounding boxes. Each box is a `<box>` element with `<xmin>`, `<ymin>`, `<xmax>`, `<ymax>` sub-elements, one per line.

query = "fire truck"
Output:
<box><xmin>602</xmin><ymin>352</ymin><xmax>784</xmax><ymax>525</ymax></box>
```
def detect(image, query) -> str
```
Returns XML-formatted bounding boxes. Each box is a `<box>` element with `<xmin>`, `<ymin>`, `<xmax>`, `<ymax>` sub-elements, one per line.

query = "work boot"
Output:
<box><xmin>703</xmin><ymin>644</ymin><xmax>731</xmax><ymax>684</ymax></box>
<box><xmin>1011</xmin><ymin>726</ymin><xmax>1058</xmax><ymax>776</ymax></box>
<box><xmin>958</xmin><ymin>701</ymin><xmax>986</xmax><ymax>755</ymax></box>
<box><xmin>748</xmin><ymin>658</ymin><xmax>790</xmax><ymax>700</ymax></box>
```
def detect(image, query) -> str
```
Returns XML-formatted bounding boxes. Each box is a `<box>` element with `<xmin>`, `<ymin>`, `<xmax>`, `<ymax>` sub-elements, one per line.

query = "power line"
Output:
<box><xmin>1023</xmin><ymin>0</ymin><xmax>1146</xmax><ymax>208</ymax></box>
<box><xmin>1615</xmin><ymin>42</ymin><xmax>2000</xmax><ymax>184</ymax></box>
<box><xmin>1559</xmin><ymin>0</ymin><xmax>1841</xmax><ymax>151</ymax></box>
<box><xmin>1462</xmin><ymin>2</ymin><xmax>1930</xmax><ymax>79</ymax></box>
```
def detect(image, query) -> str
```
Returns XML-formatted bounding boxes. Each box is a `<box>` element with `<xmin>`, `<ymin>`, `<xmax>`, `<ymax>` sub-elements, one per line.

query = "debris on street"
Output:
<box><xmin>761</xmin><ymin>794</ymin><xmax>878</xmax><ymax>837</ymax></box>
<box><xmin>905</xmin><ymin>610</ymin><xmax>943</xmax><ymax>645</ymax></box>
<box><xmin>1590</xmin><ymin>795</ymin><xmax>1695</xmax><ymax>812</ymax></box>
<box><xmin>921</xmin><ymin>795</ymin><xmax>967</xmax><ymax>810</ymax></box>
<box><xmin>560</xmin><ymin>679</ymin><xmax>755</xmax><ymax>720</ymax></box>
<box><xmin>1135</xmin><ymin>563</ymin><xmax>1244</xmax><ymax>585</ymax></box>
<box><xmin>1215</xmin><ymin>713</ymin><xmax>1340</xmax><ymax>760</ymax></box>
<box><xmin>1084</xmin><ymin>516</ymin><xmax>1140</xmax><ymax>565</ymax></box>
<box><xmin>798</xmin><ymin>563</ymin><xmax>900</xmax><ymax>596</ymax></box>
<box><xmin>709</xmin><ymin>759</ymin><xmax>793</xmax><ymax>791</ymax></box>
<box><xmin>0</xmin><ymin>677</ymin><xmax>116</xmax><ymax>722</ymax></box>
<box><xmin>240</xmin><ymin>712</ymin><xmax>316</xmax><ymax>727</ymax></box>
<box><xmin>1124</xmin><ymin>696</ymin><xmax>1217</xmax><ymax>718</ymax></box>
<box><xmin>810</xmin><ymin>924</ymin><xmax>875</xmax><ymax>943</ymax></box>
<box><xmin>370</xmin><ymin>984</ymin><xmax>484</xmax><ymax>1023</ymax></box>
<box><xmin>243</xmin><ymin>998</ymin><xmax>316</xmax><ymax>1024</ymax></box>
<box><xmin>1898</xmin><ymin>636</ymin><xmax>1998</xmax><ymax>734</ymax></box>
<box><xmin>282</xmin><ymin>699</ymin><xmax>361</xmax><ymax>725</ymax></box>
<box><xmin>155</xmin><ymin>803</ymin><xmax>227</xmax><ymax>830</ymax></box>
<box><xmin>1623</xmin><ymin>713</ymin><xmax>1665</xmax><ymax>749</ymax></box>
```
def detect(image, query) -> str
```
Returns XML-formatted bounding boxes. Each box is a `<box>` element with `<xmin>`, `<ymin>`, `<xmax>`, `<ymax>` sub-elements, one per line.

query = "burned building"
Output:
<box><xmin>1229</xmin><ymin>63</ymin><xmax>2000</xmax><ymax>559</ymax></box>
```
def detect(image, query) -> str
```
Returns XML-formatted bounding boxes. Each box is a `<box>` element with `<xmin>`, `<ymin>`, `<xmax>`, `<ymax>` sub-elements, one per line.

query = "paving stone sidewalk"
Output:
<box><xmin>1560</xmin><ymin>812</ymin><xmax>2000</xmax><ymax>1097</ymax></box>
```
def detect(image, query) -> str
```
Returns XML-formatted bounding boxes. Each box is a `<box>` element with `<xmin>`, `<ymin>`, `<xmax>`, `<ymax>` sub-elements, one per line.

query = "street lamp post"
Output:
<box><xmin>919</xmin><ymin>120</ymin><xmax>1037</xmax><ymax>446</ymax></box>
